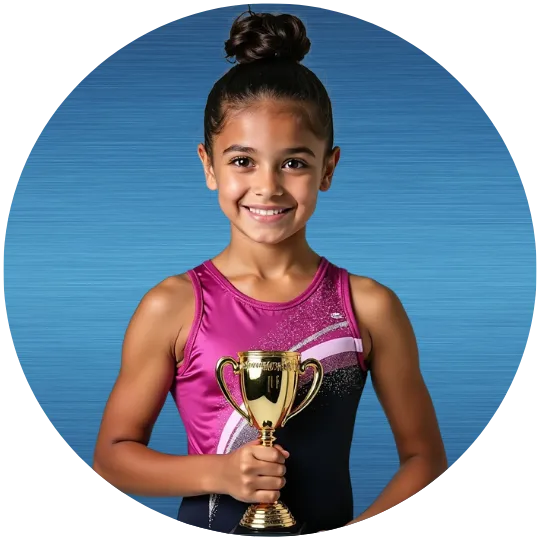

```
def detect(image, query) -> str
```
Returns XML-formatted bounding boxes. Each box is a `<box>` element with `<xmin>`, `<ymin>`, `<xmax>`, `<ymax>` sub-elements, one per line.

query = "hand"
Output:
<box><xmin>220</xmin><ymin>439</ymin><xmax>289</xmax><ymax>504</ymax></box>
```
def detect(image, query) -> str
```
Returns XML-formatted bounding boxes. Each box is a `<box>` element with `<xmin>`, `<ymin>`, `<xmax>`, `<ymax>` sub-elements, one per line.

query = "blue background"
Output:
<box><xmin>4</xmin><ymin>4</ymin><xmax>535</xmax><ymax>521</ymax></box>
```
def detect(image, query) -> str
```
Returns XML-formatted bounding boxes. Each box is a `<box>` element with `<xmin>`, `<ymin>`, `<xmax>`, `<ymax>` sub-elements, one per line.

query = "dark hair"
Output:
<box><xmin>203</xmin><ymin>8</ymin><xmax>334</xmax><ymax>158</ymax></box>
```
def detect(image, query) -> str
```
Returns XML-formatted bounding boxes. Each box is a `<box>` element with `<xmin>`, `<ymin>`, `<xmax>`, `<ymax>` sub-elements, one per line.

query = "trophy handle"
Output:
<box><xmin>216</xmin><ymin>356</ymin><xmax>252</xmax><ymax>426</ymax></box>
<box><xmin>282</xmin><ymin>358</ymin><xmax>323</xmax><ymax>426</ymax></box>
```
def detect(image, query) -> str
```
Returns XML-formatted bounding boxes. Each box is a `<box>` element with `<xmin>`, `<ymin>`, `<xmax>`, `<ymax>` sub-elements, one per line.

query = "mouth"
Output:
<box><xmin>240</xmin><ymin>205</ymin><xmax>294</xmax><ymax>222</ymax></box>
<box><xmin>242</xmin><ymin>206</ymin><xmax>292</xmax><ymax>216</ymax></box>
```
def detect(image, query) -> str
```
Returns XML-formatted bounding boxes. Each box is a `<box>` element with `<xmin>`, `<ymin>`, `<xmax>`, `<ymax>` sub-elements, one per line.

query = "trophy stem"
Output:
<box><xmin>238</xmin><ymin>428</ymin><xmax>297</xmax><ymax>532</ymax></box>
<box><xmin>259</xmin><ymin>428</ymin><xmax>276</xmax><ymax>448</ymax></box>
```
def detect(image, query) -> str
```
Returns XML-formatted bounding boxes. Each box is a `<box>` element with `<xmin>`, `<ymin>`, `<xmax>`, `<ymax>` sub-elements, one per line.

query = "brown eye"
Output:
<box><xmin>284</xmin><ymin>159</ymin><xmax>306</xmax><ymax>169</ymax></box>
<box><xmin>231</xmin><ymin>157</ymin><xmax>253</xmax><ymax>167</ymax></box>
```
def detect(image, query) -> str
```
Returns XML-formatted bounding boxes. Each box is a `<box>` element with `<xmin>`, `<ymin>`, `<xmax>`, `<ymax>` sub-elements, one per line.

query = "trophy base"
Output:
<box><xmin>230</xmin><ymin>500</ymin><xmax>306</xmax><ymax>536</ymax></box>
<box><xmin>230</xmin><ymin>522</ymin><xmax>307</xmax><ymax>536</ymax></box>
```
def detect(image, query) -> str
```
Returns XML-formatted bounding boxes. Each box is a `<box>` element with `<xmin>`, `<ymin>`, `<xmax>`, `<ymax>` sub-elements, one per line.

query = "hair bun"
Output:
<box><xmin>225</xmin><ymin>11</ymin><xmax>311</xmax><ymax>64</ymax></box>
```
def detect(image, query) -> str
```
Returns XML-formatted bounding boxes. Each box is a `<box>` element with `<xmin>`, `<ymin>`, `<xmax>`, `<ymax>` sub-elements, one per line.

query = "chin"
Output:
<box><xmin>246</xmin><ymin>232</ymin><xmax>289</xmax><ymax>245</ymax></box>
<box><xmin>235</xmin><ymin>224</ymin><xmax>295</xmax><ymax>245</ymax></box>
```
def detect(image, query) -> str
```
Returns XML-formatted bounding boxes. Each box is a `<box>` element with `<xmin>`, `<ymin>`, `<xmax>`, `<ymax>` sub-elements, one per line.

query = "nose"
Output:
<box><xmin>253</xmin><ymin>166</ymin><xmax>284</xmax><ymax>198</ymax></box>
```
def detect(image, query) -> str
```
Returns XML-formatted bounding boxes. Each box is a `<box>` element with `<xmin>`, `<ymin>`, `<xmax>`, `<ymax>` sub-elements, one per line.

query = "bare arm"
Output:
<box><xmin>92</xmin><ymin>276</ymin><xmax>220</xmax><ymax>496</ymax></box>
<box><xmin>348</xmin><ymin>277</ymin><xmax>447</xmax><ymax>524</ymax></box>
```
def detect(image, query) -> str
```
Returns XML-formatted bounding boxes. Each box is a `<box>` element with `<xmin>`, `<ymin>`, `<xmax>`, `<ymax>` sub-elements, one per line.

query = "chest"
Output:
<box><xmin>224</xmin><ymin>275</ymin><xmax>318</xmax><ymax>303</ymax></box>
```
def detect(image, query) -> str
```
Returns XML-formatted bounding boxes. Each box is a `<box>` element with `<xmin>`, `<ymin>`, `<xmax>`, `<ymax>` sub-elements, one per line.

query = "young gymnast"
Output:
<box><xmin>93</xmin><ymin>8</ymin><xmax>447</xmax><ymax>534</ymax></box>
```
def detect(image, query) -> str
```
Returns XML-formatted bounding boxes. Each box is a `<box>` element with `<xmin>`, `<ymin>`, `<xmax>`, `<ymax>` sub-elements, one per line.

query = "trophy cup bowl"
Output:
<box><xmin>216</xmin><ymin>351</ymin><xmax>323</xmax><ymax>535</ymax></box>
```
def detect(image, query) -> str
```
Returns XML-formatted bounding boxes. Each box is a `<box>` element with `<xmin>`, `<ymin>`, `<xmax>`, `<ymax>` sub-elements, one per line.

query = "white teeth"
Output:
<box><xmin>247</xmin><ymin>207</ymin><xmax>287</xmax><ymax>216</ymax></box>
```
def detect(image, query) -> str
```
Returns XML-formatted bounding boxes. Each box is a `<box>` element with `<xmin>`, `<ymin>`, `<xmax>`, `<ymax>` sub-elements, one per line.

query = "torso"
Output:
<box><xmin>164</xmin><ymin>256</ymin><xmax>372</xmax><ymax>533</ymax></box>
<box><xmin>172</xmin><ymin>269</ymin><xmax>373</xmax><ymax>371</ymax></box>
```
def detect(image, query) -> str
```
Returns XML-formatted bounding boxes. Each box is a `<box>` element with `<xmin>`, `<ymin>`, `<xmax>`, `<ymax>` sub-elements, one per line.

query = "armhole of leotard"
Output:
<box><xmin>176</xmin><ymin>269</ymin><xmax>204</xmax><ymax>378</ymax></box>
<box><xmin>338</xmin><ymin>268</ymin><xmax>368</xmax><ymax>372</ymax></box>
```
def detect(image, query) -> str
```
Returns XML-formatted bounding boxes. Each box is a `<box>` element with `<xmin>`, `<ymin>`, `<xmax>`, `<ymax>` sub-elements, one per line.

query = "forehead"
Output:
<box><xmin>216</xmin><ymin>99</ymin><xmax>324</xmax><ymax>151</ymax></box>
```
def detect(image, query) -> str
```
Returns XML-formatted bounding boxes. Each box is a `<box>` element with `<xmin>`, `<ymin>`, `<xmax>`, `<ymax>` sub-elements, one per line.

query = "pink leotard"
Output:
<box><xmin>172</xmin><ymin>256</ymin><xmax>367</xmax><ymax>533</ymax></box>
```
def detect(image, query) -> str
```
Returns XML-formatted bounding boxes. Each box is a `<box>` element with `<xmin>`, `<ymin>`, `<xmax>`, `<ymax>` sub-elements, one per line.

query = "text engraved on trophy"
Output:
<box><xmin>240</xmin><ymin>360</ymin><xmax>297</xmax><ymax>371</ymax></box>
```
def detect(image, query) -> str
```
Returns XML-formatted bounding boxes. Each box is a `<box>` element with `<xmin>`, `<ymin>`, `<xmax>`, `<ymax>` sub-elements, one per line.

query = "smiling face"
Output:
<box><xmin>198</xmin><ymin>98</ymin><xmax>340</xmax><ymax>245</ymax></box>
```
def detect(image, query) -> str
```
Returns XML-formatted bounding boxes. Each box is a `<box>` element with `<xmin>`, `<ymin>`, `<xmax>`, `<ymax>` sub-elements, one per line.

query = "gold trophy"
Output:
<box><xmin>216</xmin><ymin>351</ymin><xmax>323</xmax><ymax>535</ymax></box>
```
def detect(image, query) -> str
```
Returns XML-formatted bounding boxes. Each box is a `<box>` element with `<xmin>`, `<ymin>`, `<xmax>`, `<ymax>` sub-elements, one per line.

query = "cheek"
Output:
<box><xmin>288</xmin><ymin>179</ymin><xmax>320</xmax><ymax>208</ymax></box>
<box><xmin>217</xmin><ymin>174</ymin><xmax>247</xmax><ymax>203</ymax></box>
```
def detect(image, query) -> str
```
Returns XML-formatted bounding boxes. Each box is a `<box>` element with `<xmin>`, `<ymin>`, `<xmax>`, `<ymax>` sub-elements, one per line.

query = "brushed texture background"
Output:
<box><xmin>4</xmin><ymin>4</ymin><xmax>535</xmax><ymax>520</ymax></box>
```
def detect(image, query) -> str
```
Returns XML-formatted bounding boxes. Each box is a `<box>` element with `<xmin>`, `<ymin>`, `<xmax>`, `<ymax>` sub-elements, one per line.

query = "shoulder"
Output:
<box><xmin>129</xmin><ymin>274</ymin><xmax>194</xmax><ymax>327</ymax></box>
<box><xmin>347</xmin><ymin>273</ymin><xmax>411</xmax><ymax>337</ymax></box>
<box><xmin>347</xmin><ymin>273</ymin><xmax>417</xmax><ymax>372</ymax></box>
<box><xmin>141</xmin><ymin>274</ymin><xmax>193</xmax><ymax>313</ymax></box>
<box><xmin>349</xmin><ymin>274</ymin><xmax>402</xmax><ymax>317</ymax></box>
<box><xmin>121</xmin><ymin>272</ymin><xmax>197</xmax><ymax>363</ymax></box>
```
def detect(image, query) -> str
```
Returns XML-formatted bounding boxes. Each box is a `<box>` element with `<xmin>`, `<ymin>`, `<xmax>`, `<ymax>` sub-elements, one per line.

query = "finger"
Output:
<box><xmin>252</xmin><ymin>446</ymin><xmax>286</xmax><ymax>464</ymax></box>
<box><xmin>253</xmin><ymin>475</ymin><xmax>286</xmax><ymax>491</ymax></box>
<box><xmin>254</xmin><ymin>460</ymin><xmax>286</xmax><ymax>477</ymax></box>
<box><xmin>253</xmin><ymin>490</ymin><xmax>281</xmax><ymax>505</ymax></box>
<box><xmin>242</xmin><ymin>440</ymin><xmax>289</xmax><ymax>458</ymax></box>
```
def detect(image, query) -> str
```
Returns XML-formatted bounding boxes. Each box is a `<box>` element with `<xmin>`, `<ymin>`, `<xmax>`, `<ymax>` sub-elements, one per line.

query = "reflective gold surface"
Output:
<box><xmin>216</xmin><ymin>351</ymin><xmax>323</xmax><ymax>531</ymax></box>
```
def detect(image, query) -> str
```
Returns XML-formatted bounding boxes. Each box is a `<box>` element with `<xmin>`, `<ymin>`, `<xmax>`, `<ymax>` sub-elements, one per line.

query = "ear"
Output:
<box><xmin>320</xmin><ymin>146</ymin><xmax>341</xmax><ymax>192</ymax></box>
<box><xmin>198</xmin><ymin>143</ymin><xmax>218</xmax><ymax>191</ymax></box>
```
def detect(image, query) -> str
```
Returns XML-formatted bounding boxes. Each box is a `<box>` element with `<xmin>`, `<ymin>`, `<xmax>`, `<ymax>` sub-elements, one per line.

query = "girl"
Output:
<box><xmin>93</xmin><ymin>8</ymin><xmax>447</xmax><ymax>534</ymax></box>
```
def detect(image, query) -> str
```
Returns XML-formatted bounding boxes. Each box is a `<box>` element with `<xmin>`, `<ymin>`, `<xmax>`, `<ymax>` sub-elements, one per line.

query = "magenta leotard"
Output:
<box><xmin>171</xmin><ymin>257</ymin><xmax>367</xmax><ymax>533</ymax></box>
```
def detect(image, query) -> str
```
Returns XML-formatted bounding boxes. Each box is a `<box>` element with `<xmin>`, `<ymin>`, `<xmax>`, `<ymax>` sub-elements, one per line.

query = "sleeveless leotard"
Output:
<box><xmin>171</xmin><ymin>257</ymin><xmax>367</xmax><ymax>533</ymax></box>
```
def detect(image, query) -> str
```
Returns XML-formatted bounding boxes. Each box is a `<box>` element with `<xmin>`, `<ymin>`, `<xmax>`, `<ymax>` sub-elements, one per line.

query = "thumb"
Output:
<box><xmin>245</xmin><ymin>438</ymin><xmax>262</xmax><ymax>446</ymax></box>
<box><xmin>274</xmin><ymin>444</ymin><xmax>290</xmax><ymax>459</ymax></box>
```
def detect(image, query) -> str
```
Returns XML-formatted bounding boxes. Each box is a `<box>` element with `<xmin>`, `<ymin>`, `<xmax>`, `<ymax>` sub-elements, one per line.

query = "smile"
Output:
<box><xmin>247</xmin><ymin>207</ymin><xmax>290</xmax><ymax>216</ymax></box>
<box><xmin>241</xmin><ymin>205</ymin><xmax>294</xmax><ymax>223</ymax></box>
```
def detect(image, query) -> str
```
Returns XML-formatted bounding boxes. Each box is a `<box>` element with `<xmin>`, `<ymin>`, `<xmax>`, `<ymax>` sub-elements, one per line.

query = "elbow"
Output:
<box><xmin>429</xmin><ymin>456</ymin><xmax>448</xmax><ymax>482</ymax></box>
<box><xmin>92</xmin><ymin>446</ymin><xmax>119</xmax><ymax>487</ymax></box>
<box><xmin>436</xmin><ymin>452</ymin><xmax>449</xmax><ymax>477</ymax></box>
<box><xmin>92</xmin><ymin>441</ymin><xmax>136</xmax><ymax>494</ymax></box>
<box><xmin>92</xmin><ymin>451</ymin><xmax>110</xmax><ymax>481</ymax></box>
<box><xmin>439</xmin><ymin>445</ymin><xmax>449</xmax><ymax>470</ymax></box>
<box><xmin>92</xmin><ymin>457</ymin><xmax>126</xmax><ymax>493</ymax></box>
<box><xmin>92</xmin><ymin>457</ymin><xmax>105</xmax><ymax>477</ymax></box>
<box><xmin>433</xmin><ymin>438</ymin><xmax>449</xmax><ymax>476</ymax></box>
<box><xmin>426</xmin><ymin>447</ymin><xmax>448</xmax><ymax>480</ymax></box>
<box><xmin>402</xmin><ymin>447</ymin><xmax>448</xmax><ymax>483</ymax></box>
<box><xmin>424</xmin><ymin>437</ymin><xmax>449</xmax><ymax>479</ymax></box>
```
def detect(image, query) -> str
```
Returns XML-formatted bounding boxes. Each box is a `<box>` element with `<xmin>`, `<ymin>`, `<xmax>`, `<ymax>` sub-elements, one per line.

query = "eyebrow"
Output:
<box><xmin>222</xmin><ymin>145</ymin><xmax>316</xmax><ymax>158</ymax></box>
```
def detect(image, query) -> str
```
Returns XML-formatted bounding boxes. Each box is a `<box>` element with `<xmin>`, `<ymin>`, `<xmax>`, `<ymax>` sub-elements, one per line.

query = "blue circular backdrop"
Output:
<box><xmin>4</xmin><ymin>4</ymin><xmax>536</xmax><ymax>520</ymax></box>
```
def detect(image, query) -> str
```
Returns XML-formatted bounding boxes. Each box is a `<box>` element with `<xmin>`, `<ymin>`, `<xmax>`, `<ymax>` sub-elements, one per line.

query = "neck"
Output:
<box><xmin>214</xmin><ymin>227</ymin><xmax>320</xmax><ymax>278</ymax></box>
